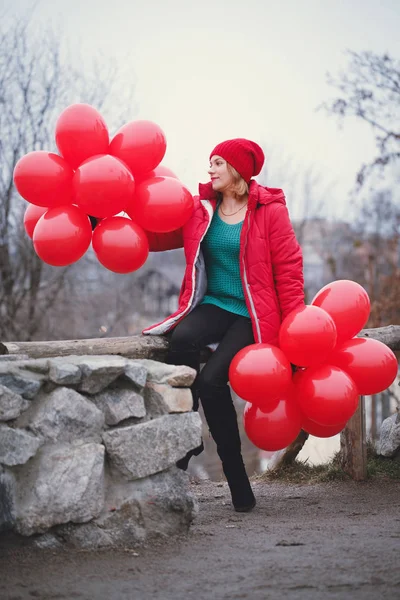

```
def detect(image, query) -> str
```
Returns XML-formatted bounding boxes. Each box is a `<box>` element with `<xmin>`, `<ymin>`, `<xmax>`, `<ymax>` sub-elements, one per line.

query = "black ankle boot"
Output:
<box><xmin>176</xmin><ymin>441</ymin><xmax>204</xmax><ymax>471</ymax></box>
<box><xmin>222</xmin><ymin>457</ymin><xmax>256</xmax><ymax>512</ymax></box>
<box><xmin>201</xmin><ymin>396</ymin><xmax>256</xmax><ymax>512</ymax></box>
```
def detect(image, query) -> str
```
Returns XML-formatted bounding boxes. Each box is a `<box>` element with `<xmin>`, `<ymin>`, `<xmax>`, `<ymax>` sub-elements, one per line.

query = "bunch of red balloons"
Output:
<box><xmin>14</xmin><ymin>104</ymin><xmax>194</xmax><ymax>273</ymax></box>
<box><xmin>229</xmin><ymin>280</ymin><xmax>398</xmax><ymax>452</ymax></box>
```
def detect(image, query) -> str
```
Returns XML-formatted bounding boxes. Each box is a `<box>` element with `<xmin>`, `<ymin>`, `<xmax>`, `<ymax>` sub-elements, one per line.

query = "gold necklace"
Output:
<box><xmin>219</xmin><ymin>202</ymin><xmax>248</xmax><ymax>217</ymax></box>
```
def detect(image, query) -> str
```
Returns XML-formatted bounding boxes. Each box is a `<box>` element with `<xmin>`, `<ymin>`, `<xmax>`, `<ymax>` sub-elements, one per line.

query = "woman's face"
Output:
<box><xmin>208</xmin><ymin>155</ymin><xmax>234</xmax><ymax>192</ymax></box>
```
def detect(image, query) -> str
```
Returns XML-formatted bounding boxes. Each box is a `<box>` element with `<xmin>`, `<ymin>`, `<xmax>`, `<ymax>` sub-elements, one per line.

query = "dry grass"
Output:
<box><xmin>366</xmin><ymin>443</ymin><xmax>400</xmax><ymax>479</ymax></box>
<box><xmin>256</xmin><ymin>443</ymin><xmax>400</xmax><ymax>484</ymax></box>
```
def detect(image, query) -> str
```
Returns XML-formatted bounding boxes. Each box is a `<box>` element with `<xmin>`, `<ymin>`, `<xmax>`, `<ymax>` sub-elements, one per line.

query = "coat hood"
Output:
<box><xmin>198</xmin><ymin>180</ymin><xmax>286</xmax><ymax>211</ymax></box>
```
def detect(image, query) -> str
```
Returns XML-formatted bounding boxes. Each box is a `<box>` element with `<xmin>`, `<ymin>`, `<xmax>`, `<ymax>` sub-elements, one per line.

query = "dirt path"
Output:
<box><xmin>1</xmin><ymin>478</ymin><xmax>400</xmax><ymax>600</ymax></box>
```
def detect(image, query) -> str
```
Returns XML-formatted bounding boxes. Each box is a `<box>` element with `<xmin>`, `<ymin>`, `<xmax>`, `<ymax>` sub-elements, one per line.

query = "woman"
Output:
<box><xmin>143</xmin><ymin>138</ymin><xmax>304</xmax><ymax>512</ymax></box>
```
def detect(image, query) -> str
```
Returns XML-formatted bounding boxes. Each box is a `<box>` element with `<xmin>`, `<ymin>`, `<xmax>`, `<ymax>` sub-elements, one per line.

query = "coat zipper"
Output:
<box><xmin>144</xmin><ymin>200</ymin><xmax>213</xmax><ymax>334</ymax></box>
<box><xmin>184</xmin><ymin>199</ymin><xmax>214</xmax><ymax>313</ymax></box>
<box><xmin>242</xmin><ymin>211</ymin><xmax>262</xmax><ymax>342</ymax></box>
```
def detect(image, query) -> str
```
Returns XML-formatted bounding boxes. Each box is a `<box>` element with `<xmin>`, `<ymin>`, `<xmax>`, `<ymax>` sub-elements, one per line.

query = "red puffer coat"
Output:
<box><xmin>142</xmin><ymin>180</ymin><xmax>304</xmax><ymax>346</ymax></box>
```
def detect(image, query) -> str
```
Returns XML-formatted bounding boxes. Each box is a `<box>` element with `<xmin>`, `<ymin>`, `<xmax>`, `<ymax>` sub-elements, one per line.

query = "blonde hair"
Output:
<box><xmin>226</xmin><ymin>163</ymin><xmax>249</xmax><ymax>199</ymax></box>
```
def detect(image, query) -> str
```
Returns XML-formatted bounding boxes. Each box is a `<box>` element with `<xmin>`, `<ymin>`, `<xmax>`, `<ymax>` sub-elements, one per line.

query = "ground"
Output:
<box><xmin>1</xmin><ymin>477</ymin><xmax>399</xmax><ymax>600</ymax></box>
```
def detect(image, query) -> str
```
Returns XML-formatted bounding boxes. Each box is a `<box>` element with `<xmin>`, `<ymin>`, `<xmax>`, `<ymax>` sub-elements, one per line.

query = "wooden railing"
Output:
<box><xmin>3</xmin><ymin>324</ymin><xmax>400</xmax><ymax>481</ymax></box>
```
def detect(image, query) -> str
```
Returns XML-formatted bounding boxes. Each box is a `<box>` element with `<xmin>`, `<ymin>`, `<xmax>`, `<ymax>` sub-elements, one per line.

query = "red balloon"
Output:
<box><xmin>279</xmin><ymin>305</ymin><xmax>337</xmax><ymax>367</ymax></box>
<box><xmin>92</xmin><ymin>217</ymin><xmax>149</xmax><ymax>273</ymax></box>
<box><xmin>33</xmin><ymin>205</ymin><xmax>92</xmax><ymax>266</ymax></box>
<box><xmin>134</xmin><ymin>164</ymin><xmax>178</xmax><ymax>185</ymax></box>
<box><xmin>301</xmin><ymin>415</ymin><xmax>346</xmax><ymax>438</ymax></box>
<box><xmin>295</xmin><ymin>364</ymin><xmax>359</xmax><ymax>426</ymax></box>
<box><xmin>72</xmin><ymin>154</ymin><xmax>135</xmax><ymax>219</ymax></box>
<box><xmin>55</xmin><ymin>103</ymin><xmax>109</xmax><ymax>169</ymax></box>
<box><xmin>243</xmin><ymin>389</ymin><xmax>302</xmax><ymax>451</ymax></box>
<box><xmin>23</xmin><ymin>204</ymin><xmax>48</xmax><ymax>238</ymax></box>
<box><xmin>109</xmin><ymin>120</ymin><xmax>166</xmax><ymax>177</ymax></box>
<box><xmin>127</xmin><ymin>176</ymin><xmax>194</xmax><ymax>233</ymax></box>
<box><xmin>13</xmin><ymin>151</ymin><xmax>74</xmax><ymax>207</ymax></box>
<box><xmin>328</xmin><ymin>337</ymin><xmax>398</xmax><ymax>395</ymax></box>
<box><xmin>229</xmin><ymin>343</ymin><xmax>292</xmax><ymax>408</ymax></box>
<box><xmin>153</xmin><ymin>165</ymin><xmax>178</xmax><ymax>178</ymax></box>
<box><xmin>312</xmin><ymin>280</ymin><xmax>370</xmax><ymax>345</ymax></box>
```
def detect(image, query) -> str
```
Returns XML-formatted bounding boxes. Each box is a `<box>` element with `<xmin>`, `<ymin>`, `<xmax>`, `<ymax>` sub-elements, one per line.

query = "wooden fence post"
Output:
<box><xmin>340</xmin><ymin>396</ymin><xmax>367</xmax><ymax>480</ymax></box>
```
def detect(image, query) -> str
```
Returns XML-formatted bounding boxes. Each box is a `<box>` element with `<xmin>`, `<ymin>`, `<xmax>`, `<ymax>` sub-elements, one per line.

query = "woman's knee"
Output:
<box><xmin>169</xmin><ymin>320</ymin><xmax>196</xmax><ymax>352</ymax></box>
<box><xmin>197</xmin><ymin>365</ymin><xmax>226</xmax><ymax>397</ymax></box>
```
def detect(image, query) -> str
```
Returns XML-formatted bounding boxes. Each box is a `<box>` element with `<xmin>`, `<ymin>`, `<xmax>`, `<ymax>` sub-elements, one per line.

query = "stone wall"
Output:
<box><xmin>0</xmin><ymin>354</ymin><xmax>202</xmax><ymax>549</ymax></box>
<box><xmin>377</xmin><ymin>410</ymin><xmax>400</xmax><ymax>461</ymax></box>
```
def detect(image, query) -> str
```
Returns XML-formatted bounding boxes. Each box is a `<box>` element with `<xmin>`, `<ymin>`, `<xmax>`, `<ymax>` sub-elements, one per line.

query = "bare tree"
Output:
<box><xmin>308</xmin><ymin>187</ymin><xmax>400</xmax><ymax>328</ymax></box>
<box><xmin>320</xmin><ymin>50</ymin><xmax>400</xmax><ymax>187</ymax></box>
<box><xmin>352</xmin><ymin>190</ymin><xmax>400</xmax><ymax>327</ymax></box>
<box><xmin>36</xmin><ymin>250</ymin><xmax>184</xmax><ymax>342</ymax></box>
<box><xmin>0</xmin><ymin>12</ymin><xmax>136</xmax><ymax>341</ymax></box>
<box><xmin>337</xmin><ymin>189</ymin><xmax>400</xmax><ymax>442</ymax></box>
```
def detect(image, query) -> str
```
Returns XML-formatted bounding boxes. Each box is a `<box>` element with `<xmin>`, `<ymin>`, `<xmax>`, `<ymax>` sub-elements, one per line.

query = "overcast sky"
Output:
<box><xmin>5</xmin><ymin>0</ymin><xmax>400</xmax><ymax>219</ymax></box>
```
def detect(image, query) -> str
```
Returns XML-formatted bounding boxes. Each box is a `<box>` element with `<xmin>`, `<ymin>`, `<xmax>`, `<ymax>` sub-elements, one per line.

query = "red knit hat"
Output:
<box><xmin>209</xmin><ymin>138</ymin><xmax>265</xmax><ymax>183</ymax></box>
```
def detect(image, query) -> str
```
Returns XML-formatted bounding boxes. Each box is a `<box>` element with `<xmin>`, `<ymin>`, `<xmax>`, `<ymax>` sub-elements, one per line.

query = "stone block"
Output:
<box><xmin>0</xmin><ymin>384</ymin><xmax>30</xmax><ymax>421</ymax></box>
<box><xmin>0</xmin><ymin>424</ymin><xmax>42</xmax><ymax>466</ymax></box>
<box><xmin>70</xmin><ymin>355</ymin><xmax>127</xmax><ymax>394</ymax></box>
<box><xmin>0</xmin><ymin>359</ymin><xmax>49</xmax><ymax>374</ymax></box>
<box><xmin>139</xmin><ymin>359</ymin><xmax>196</xmax><ymax>387</ymax></box>
<box><xmin>91</xmin><ymin>386</ymin><xmax>146</xmax><ymax>425</ymax></box>
<box><xmin>19</xmin><ymin>360</ymin><xmax>50</xmax><ymax>375</ymax></box>
<box><xmin>21</xmin><ymin>387</ymin><xmax>104</xmax><ymax>443</ymax></box>
<box><xmin>55</xmin><ymin>501</ymin><xmax>144</xmax><ymax>549</ymax></box>
<box><xmin>48</xmin><ymin>360</ymin><xmax>82</xmax><ymax>385</ymax></box>
<box><xmin>55</xmin><ymin>467</ymin><xmax>197</xmax><ymax>549</ymax></box>
<box><xmin>33</xmin><ymin>532</ymin><xmax>64</xmax><ymax>549</ymax></box>
<box><xmin>102</xmin><ymin>412</ymin><xmax>202</xmax><ymax>479</ymax></box>
<box><xmin>0</xmin><ymin>466</ymin><xmax>16</xmax><ymax>532</ymax></box>
<box><xmin>0</xmin><ymin>367</ymin><xmax>43</xmax><ymax>399</ymax></box>
<box><xmin>144</xmin><ymin>382</ymin><xmax>193</xmax><ymax>416</ymax></box>
<box><xmin>15</xmin><ymin>442</ymin><xmax>105</xmax><ymax>535</ymax></box>
<box><xmin>377</xmin><ymin>412</ymin><xmax>400</xmax><ymax>458</ymax></box>
<box><xmin>123</xmin><ymin>361</ymin><xmax>148</xmax><ymax>391</ymax></box>
<box><xmin>0</xmin><ymin>354</ymin><xmax>30</xmax><ymax>362</ymax></box>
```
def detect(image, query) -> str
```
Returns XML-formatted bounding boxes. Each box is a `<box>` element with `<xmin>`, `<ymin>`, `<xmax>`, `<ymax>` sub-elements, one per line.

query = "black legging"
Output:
<box><xmin>167</xmin><ymin>302</ymin><xmax>254</xmax><ymax>405</ymax></box>
<box><xmin>167</xmin><ymin>304</ymin><xmax>255</xmax><ymax>493</ymax></box>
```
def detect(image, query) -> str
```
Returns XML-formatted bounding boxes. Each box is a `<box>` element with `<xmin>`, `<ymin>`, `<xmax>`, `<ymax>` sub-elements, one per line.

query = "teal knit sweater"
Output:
<box><xmin>200</xmin><ymin>211</ymin><xmax>250</xmax><ymax>318</ymax></box>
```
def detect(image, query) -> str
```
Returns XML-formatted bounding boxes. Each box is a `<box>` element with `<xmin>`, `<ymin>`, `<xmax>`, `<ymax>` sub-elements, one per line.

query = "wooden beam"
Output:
<box><xmin>3</xmin><ymin>324</ymin><xmax>400</xmax><ymax>361</ymax></box>
<box><xmin>358</xmin><ymin>325</ymin><xmax>400</xmax><ymax>351</ymax></box>
<box><xmin>2</xmin><ymin>335</ymin><xmax>170</xmax><ymax>361</ymax></box>
<box><xmin>340</xmin><ymin>397</ymin><xmax>367</xmax><ymax>481</ymax></box>
<box><xmin>1</xmin><ymin>335</ymin><xmax>212</xmax><ymax>363</ymax></box>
